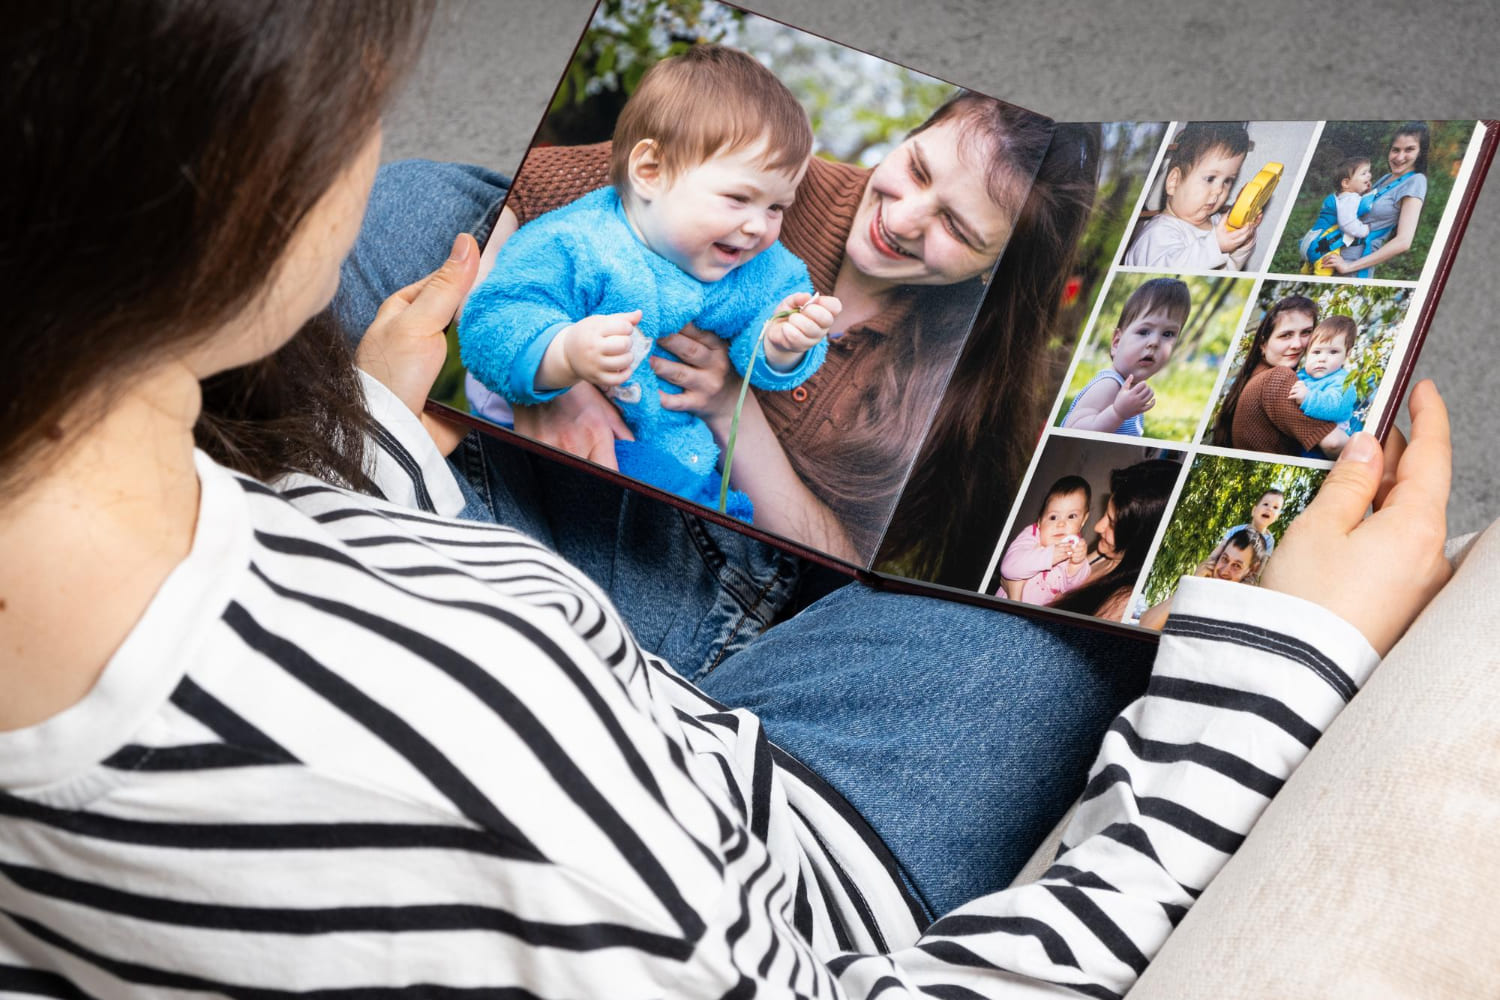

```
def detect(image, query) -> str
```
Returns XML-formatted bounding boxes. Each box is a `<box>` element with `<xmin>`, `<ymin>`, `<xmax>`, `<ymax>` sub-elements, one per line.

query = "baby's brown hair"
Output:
<box><xmin>1310</xmin><ymin>314</ymin><xmax>1357</xmax><ymax>354</ymax></box>
<box><xmin>1116</xmin><ymin>277</ymin><xmax>1192</xmax><ymax>341</ymax></box>
<box><xmin>1165</xmin><ymin>122</ymin><xmax>1251</xmax><ymax>184</ymax></box>
<box><xmin>1333</xmin><ymin>156</ymin><xmax>1370</xmax><ymax>193</ymax></box>
<box><xmin>609</xmin><ymin>44</ymin><xmax>812</xmax><ymax>196</ymax></box>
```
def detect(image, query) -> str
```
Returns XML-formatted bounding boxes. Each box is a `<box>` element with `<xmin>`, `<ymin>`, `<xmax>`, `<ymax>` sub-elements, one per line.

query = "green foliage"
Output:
<box><xmin>1055</xmin><ymin>271</ymin><xmax>1252</xmax><ymax>442</ymax></box>
<box><xmin>1201</xmin><ymin>280</ymin><xmax>1412</xmax><ymax>439</ymax></box>
<box><xmin>1049</xmin><ymin>122</ymin><xmax>1169</xmax><ymax>357</ymax></box>
<box><xmin>541</xmin><ymin>0</ymin><xmax>953</xmax><ymax>163</ymax></box>
<box><xmin>1143</xmin><ymin>455</ymin><xmax>1327</xmax><ymax>605</ymax></box>
<box><xmin>1268</xmin><ymin>120</ymin><xmax>1475</xmax><ymax>280</ymax></box>
<box><xmin>552</xmin><ymin>0</ymin><xmax>741</xmax><ymax>115</ymax></box>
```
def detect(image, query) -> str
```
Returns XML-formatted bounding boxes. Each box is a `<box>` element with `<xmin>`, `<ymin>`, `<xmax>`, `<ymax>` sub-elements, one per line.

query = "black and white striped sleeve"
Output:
<box><xmin>792</xmin><ymin>576</ymin><xmax>1379</xmax><ymax>999</ymax></box>
<box><xmin>356</xmin><ymin>369</ymin><xmax>466</xmax><ymax>516</ymax></box>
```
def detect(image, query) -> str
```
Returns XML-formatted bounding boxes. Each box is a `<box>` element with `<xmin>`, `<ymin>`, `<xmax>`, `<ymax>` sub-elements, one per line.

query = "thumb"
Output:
<box><xmin>401</xmin><ymin>233</ymin><xmax>480</xmax><ymax>331</ymax></box>
<box><xmin>1304</xmin><ymin>432</ymin><xmax>1384</xmax><ymax>534</ymax></box>
<box><xmin>1122</xmin><ymin>374</ymin><xmax>1135</xmax><ymax>389</ymax></box>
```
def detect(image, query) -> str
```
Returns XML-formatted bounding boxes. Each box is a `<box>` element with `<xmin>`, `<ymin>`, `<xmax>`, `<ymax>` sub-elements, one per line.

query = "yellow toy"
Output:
<box><xmin>1226</xmin><ymin>161</ymin><xmax>1283</xmax><ymax>229</ymax></box>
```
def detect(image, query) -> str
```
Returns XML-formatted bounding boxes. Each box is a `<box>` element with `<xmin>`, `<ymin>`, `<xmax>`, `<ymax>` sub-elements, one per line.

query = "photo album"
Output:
<box><xmin>428</xmin><ymin>0</ymin><xmax>1497</xmax><ymax>636</ymax></box>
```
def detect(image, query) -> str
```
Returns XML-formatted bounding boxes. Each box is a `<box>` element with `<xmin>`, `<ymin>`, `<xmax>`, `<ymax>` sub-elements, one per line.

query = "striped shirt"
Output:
<box><xmin>0</xmin><ymin>379</ymin><xmax>1378</xmax><ymax>998</ymax></box>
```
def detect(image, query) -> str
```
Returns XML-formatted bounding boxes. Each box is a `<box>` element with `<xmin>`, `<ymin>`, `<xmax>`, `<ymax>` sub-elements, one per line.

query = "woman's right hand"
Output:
<box><xmin>652</xmin><ymin>325</ymin><xmax>741</xmax><ymax>434</ymax></box>
<box><xmin>1260</xmin><ymin>380</ymin><xmax>1451</xmax><ymax>656</ymax></box>
<box><xmin>512</xmin><ymin>384</ymin><xmax>634</xmax><ymax>471</ymax></box>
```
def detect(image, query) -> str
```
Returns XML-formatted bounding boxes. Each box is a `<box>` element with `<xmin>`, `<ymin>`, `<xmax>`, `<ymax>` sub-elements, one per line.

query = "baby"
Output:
<box><xmin>999</xmin><ymin>476</ymin><xmax>1092</xmax><ymax>605</ymax></box>
<box><xmin>1298</xmin><ymin>157</ymin><xmax>1373</xmax><ymax>272</ymax></box>
<box><xmin>1123</xmin><ymin>122</ymin><xmax>1260</xmax><ymax>271</ymax></box>
<box><xmin>1289</xmin><ymin>316</ymin><xmax>1358</xmax><ymax>437</ymax></box>
<box><xmin>1061</xmin><ymin>277</ymin><xmax>1191</xmax><ymax>437</ymax></box>
<box><xmin>459</xmin><ymin>45</ymin><xmax>839</xmax><ymax>520</ymax></box>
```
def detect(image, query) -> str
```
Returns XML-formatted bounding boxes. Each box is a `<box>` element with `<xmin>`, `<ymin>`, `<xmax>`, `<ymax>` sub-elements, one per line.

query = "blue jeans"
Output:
<box><xmin>333</xmin><ymin>159</ymin><xmax>1155</xmax><ymax>920</ymax></box>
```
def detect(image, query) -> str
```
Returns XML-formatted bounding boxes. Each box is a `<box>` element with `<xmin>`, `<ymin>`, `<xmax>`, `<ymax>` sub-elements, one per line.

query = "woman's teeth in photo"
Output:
<box><xmin>874</xmin><ymin>204</ymin><xmax>917</xmax><ymax>258</ymax></box>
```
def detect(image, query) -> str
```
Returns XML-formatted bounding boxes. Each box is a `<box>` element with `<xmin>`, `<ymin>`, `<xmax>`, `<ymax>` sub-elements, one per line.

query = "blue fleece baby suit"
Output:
<box><xmin>460</xmin><ymin>187</ymin><xmax>824</xmax><ymax>520</ymax></box>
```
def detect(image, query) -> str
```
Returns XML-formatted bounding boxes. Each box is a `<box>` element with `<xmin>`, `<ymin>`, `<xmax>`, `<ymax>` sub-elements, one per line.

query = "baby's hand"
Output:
<box><xmin>561</xmin><ymin>310</ymin><xmax>642</xmax><ymax>388</ymax></box>
<box><xmin>1113</xmin><ymin>374</ymin><xmax>1156</xmax><ymax>420</ymax></box>
<box><xmin>763</xmin><ymin>293</ymin><xmax>842</xmax><ymax>371</ymax></box>
<box><xmin>1063</xmin><ymin>535</ymin><xmax>1088</xmax><ymax>565</ymax></box>
<box><xmin>1215</xmin><ymin>211</ymin><xmax>1259</xmax><ymax>253</ymax></box>
<box><xmin>1289</xmin><ymin>381</ymin><xmax>1309</xmax><ymax>404</ymax></box>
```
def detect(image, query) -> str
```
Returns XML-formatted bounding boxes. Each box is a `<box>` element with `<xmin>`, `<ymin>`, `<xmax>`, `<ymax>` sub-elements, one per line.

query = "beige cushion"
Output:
<box><xmin>1129</xmin><ymin>523</ymin><xmax>1500</xmax><ymax>998</ymax></box>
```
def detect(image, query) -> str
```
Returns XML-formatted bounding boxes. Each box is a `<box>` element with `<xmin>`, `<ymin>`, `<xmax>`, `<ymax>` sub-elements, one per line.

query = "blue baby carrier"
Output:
<box><xmin>1299</xmin><ymin>174</ymin><xmax>1406</xmax><ymax>273</ymax></box>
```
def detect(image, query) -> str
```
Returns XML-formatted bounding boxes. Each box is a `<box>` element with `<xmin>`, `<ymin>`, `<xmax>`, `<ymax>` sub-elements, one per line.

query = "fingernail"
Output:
<box><xmin>1341</xmin><ymin>432</ymin><xmax>1378</xmax><ymax>464</ymax></box>
<box><xmin>448</xmin><ymin>234</ymin><xmax>472</xmax><ymax>263</ymax></box>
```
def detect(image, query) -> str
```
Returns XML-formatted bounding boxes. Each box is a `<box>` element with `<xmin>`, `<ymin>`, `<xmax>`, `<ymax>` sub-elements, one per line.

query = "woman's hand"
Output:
<box><xmin>1322</xmin><ymin>252</ymin><xmax>1359</xmax><ymax>276</ymax></box>
<box><xmin>357</xmin><ymin>233</ymin><xmax>479</xmax><ymax>456</ymax></box>
<box><xmin>1261</xmin><ymin>380</ymin><xmax>1451</xmax><ymax>656</ymax></box>
<box><xmin>652</xmin><ymin>325</ymin><xmax>741</xmax><ymax>430</ymax></box>
<box><xmin>512</xmin><ymin>384</ymin><xmax>634</xmax><ymax>471</ymax></box>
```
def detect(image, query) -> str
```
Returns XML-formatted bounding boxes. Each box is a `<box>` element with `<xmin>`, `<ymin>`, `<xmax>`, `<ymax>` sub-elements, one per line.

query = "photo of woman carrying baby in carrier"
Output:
<box><xmin>1270</xmin><ymin>120</ymin><xmax>1474</xmax><ymax>282</ymax></box>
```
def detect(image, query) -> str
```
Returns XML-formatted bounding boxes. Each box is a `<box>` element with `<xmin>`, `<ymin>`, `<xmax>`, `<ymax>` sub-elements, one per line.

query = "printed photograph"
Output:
<box><xmin>1269</xmin><ymin>120</ymin><xmax>1477</xmax><ymax>282</ymax></box>
<box><xmin>1203</xmin><ymin>279</ymin><xmax>1413</xmax><ymax>456</ymax></box>
<box><xmin>1135</xmin><ymin>454</ymin><xmax>1328</xmax><ymax>628</ymax></box>
<box><xmin>876</xmin><ymin>119</ymin><xmax>1168</xmax><ymax>589</ymax></box>
<box><xmin>435</xmin><ymin>0</ymin><xmax>1054</xmax><ymax>570</ymax></box>
<box><xmin>1121</xmin><ymin>120</ymin><xmax>1318</xmax><ymax>274</ymax></box>
<box><xmin>982</xmin><ymin>436</ymin><xmax>1185</xmax><ymax>622</ymax></box>
<box><xmin>1054</xmin><ymin>271</ymin><xmax>1254</xmax><ymax>443</ymax></box>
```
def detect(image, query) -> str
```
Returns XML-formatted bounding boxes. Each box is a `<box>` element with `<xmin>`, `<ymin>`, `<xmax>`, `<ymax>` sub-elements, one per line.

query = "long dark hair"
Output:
<box><xmin>1051</xmin><ymin>459</ymin><xmax>1179</xmax><ymax>618</ymax></box>
<box><xmin>1210</xmin><ymin>295</ymin><xmax>1319</xmax><ymax>447</ymax></box>
<box><xmin>874</xmin><ymin>121</ymin><xmax>1102</xmax><ymax>584</ymax></box>
<box><xmin>3</xmin><ymin>1</ymin><xmax>432</xmax><ymax>493</ymax></box>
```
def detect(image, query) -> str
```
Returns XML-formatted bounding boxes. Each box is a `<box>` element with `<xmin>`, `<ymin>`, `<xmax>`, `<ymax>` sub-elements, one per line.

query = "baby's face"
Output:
<box><xmin>1303</xmin><ymin>337</ymin><xmax>1348</xmax><ymax>379</ymax></box>
<box><xmin>1164</xmin><ymin>146</ymin><xmax>1245</xmax><ymax>228</ymax></box>
<box><xmin>1250</xmin><ymin>492</ymin><xmax>1283</xmax><ymax>531</ymax></box>
<box><xmin>634</xmin><ymin>138</ymin><xmax>805</xmax><ymax>283</ymax></box>
<box><xmin>1213</xmin><ymin>542</ymin><xmax>1255</xmax><ymax>583</ymax></box>
<box><xmin>1037</xmin><ymin>490</ymin><xmax>1089</xmax><ymax>548</ymax></box>
<box><xmin>1110</xmin><ymin>307</ymin><xmax>1181</xmax><ymax>381</ymax></box>
<box><xmin>1344</xmin><ymin>162</ymin><xmax>1373</xmax><ymax>195</ymax></box>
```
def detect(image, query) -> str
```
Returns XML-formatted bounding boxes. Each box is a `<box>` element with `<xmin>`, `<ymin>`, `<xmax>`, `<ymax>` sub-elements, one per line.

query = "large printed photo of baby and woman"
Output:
<box><xmin>978</xmin><ymin>117</ymin><xmax>1489</xmax><ymax>628</ymax></box>
<box><xmin>436</xmin><ymin>0</ymin><xmax>1063</xmax><ymax>576</ymax></box>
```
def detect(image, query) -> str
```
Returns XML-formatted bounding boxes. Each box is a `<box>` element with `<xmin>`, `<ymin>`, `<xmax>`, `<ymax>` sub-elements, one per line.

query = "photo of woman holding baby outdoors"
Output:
<box><xmin>1269</xmin><ymin>119</ymin><xmax>1475</xmax><ymax>281</ymax></box>
<box><xmin>1207</xmin><ymin>281</ymin><xmax>1412</xmax><ymax>456</ymax></box>
<box><xmin>388</xmin><ymin>1</ymin><xmax>1107</xmax><ymax>591</ymax></box>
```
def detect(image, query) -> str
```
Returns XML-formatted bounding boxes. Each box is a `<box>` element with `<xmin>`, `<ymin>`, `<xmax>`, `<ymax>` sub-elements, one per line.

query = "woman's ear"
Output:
<box><xmin>626</xmin><ymin>139</ymin><xmax>665</xmax><ymax>203</ymax></box>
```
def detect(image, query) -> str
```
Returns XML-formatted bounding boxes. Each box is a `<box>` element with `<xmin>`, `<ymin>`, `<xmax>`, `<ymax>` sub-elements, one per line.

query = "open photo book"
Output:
<box><xmin>426</xmin><ymin>0</ymin><xmax>1497</xmax><ymax>637</ymax></box>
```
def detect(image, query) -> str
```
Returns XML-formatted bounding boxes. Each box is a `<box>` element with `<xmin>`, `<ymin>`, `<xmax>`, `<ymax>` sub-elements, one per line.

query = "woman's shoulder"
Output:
<box><xmin>508</xmin><ymin>141</ymin><xmax>613</xmax><ymax>224</ymax></box>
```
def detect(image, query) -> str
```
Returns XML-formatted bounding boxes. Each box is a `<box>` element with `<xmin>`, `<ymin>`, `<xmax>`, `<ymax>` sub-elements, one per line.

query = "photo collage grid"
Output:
<box><xmin>979</xmin><ymin>119</ymin><xmax>1487</xmax><ymax>629</ymax></box>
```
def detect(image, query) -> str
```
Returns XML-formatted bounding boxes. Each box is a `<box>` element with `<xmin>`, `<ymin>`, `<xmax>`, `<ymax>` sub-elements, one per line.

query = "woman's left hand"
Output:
<box><xmin>357</xmin><ymin>233</ymin><xmax>479</xmax><ymax>455</ymax></box>
<box><xmin>653</xmin><ymin>325</ymin><xmax>741</xmax><ymax>427</ymax></box>
<box><xmin>1261</xmin><ymin>380</ymin><xmax>1451</xmax><ymax>656</ymax></box>
<box><xmin>1321</xmin><ymin>252</ymin><xmax>1357</xmax><ymax>276</ymax></box>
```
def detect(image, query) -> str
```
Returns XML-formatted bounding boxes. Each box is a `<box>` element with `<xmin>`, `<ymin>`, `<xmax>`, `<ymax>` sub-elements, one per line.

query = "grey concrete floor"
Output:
<box><xmin>386</xmin><ymin>0</ymin><xmax>1500</xmax><ymax>534</ymax></box>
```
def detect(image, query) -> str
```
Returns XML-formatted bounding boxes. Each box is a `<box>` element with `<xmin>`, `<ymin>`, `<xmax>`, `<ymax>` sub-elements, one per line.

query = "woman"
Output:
<box><xmin>1</xmin><ymin>3</ymin><xmax>1456</xmax><ymax>997</ymax></box>
<box><xmin>1051</xmin><ymin>460</ymin><xmax>1180</xmax><ymax>621</ymax></box>
<box><xmin>1324</xmin><ymin>122</ymin><xmax>1430</xmax><ymax>279</ymax></box>
<box><xmin>1211</xmin><ymin>295</ymin><xmax>1347</xmax><ymax>456</ymax></box>
<box><xmin>368</xmin><ymin>97</ymin><xmax>1095</xmax><ymax>587</ymax></box>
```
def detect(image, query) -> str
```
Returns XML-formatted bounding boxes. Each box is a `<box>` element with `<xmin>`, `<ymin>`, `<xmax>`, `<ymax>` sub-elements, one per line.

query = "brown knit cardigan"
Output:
<box><xmin>1231</xmin><ymin>363</ymin><xmax>1337</xmax><ymax>455</ymax></box>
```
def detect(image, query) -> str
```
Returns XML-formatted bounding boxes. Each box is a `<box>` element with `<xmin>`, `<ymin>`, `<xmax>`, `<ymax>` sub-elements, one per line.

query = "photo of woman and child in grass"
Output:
<box><xmin>1269</xmin><ymin>119</ymin><xmax>1474</xmax><ymax>282</ymax></box>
